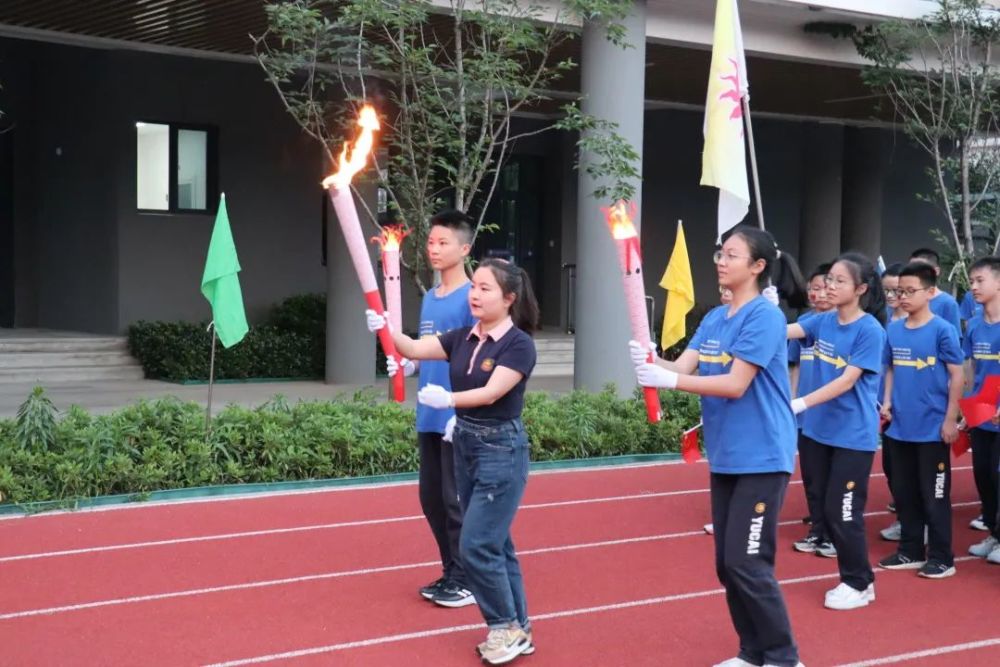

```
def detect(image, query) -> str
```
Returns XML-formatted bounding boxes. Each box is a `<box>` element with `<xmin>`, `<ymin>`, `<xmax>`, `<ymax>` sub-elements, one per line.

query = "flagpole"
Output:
<box><xmin>741</xmin><ymin>97</ymin><xmax>766</xmax><ymax>231</ymax></box>
<box><xmin>206</xmin><ymin>321</ymin><xmax>218</xmax><ymax>431</ymax></box>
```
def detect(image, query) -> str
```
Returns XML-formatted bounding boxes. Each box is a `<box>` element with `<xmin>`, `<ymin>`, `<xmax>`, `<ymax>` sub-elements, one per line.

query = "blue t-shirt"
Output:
<box><xmin>963</xmin><ymin>315</ymin><xmax>1000</xmax><ymax>433</ymax></box>
<box><xmin>416</xmin><ymin>282</ymin><xmax>476</xmax><ymax>433</ymax></box>
<box><xmin>930</xmin><ymin>291</ymin><xmax>961</xmax><ymax>333</ymax></box>
<box><xmin>800</xmin><ymin>311</ymin><xmax>886</xmax><ymax>451</ymax></box>
<box><xmin>686</xmin><ymin>298</ymin><xmax>797</xmax><ymax>474</ymax></box>
<box><xmin>789</xmin><ymin>310</ymin><xmax>819</xmax><ymax>429</ymax></box>
<box><xmin>960</xmin><ymin>291</ymin><xmax>982</xmax><ymax>321</ymax></box>
<box><xmin>883</xmin><ymin>317</ymin><xmax>963</xmax><ymax>442</ymax></box>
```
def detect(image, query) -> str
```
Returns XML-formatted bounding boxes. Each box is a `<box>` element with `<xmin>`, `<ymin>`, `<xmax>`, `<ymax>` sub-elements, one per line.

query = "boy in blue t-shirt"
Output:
<box><xmin>878</xmin><ymin>262</ymin><xmax>964</xmax><ymax>578</ymax></box>
<box><xmin>367</xmin><ymin>210</ymin><xmax>477</xmax><ymax>606</ymax></box>
<box><xmin>909</xmin><ymin>248</ymin><xmax>961</xmax><ymax>333</ymax></box>
<box><xmin>963</xmin><ymin>257</ymin><xmax>1000</xmax><ymax>563</ymax></box>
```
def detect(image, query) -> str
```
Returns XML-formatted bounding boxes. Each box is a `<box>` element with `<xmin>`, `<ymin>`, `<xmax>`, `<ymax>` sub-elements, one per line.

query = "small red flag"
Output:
<box><xmin>681</xmin><ymin>428</ymin><xmax>700</xmax><ymax>464</ymax></box>
<box><xmin>959</xmin><ymin>397</ymin><xmax>997</xmax><ymax>429</ymax></box>
<box><xmin>952</xmin><ymin>430</ymin><xmax>971</xmax><ymax>458</ymax></box>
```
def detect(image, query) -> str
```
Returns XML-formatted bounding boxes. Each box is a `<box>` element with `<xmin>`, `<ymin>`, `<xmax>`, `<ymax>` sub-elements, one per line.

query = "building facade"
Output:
<box><xmin>0</xmin><ymin>0</ymin><xmax>953</xmax><ymax>390</ymax></box>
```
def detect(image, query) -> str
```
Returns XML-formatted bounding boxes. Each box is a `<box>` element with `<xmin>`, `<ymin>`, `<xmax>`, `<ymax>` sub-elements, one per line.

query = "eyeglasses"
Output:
<box><xmin>823</xmin><ymin>275</ymin><xmax>853</xmax><ymax>288</ymax></box>
<box><xmin>888</xmin><ymin>287</ymin><xmax>930</xmax><ymax>298</ymax></box>
<box><xmin>713</xmin><ymin>250</ymin><xmax>751</xmax><ymax>265</ymax></box>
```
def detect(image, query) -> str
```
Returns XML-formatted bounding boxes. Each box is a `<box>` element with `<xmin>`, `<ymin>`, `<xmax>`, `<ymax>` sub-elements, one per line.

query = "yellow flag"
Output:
<box><xmin>660</xmin><ymin>221</ymin><xmax>695</xmax><ymax>350</ymax></box>
<box><xmin>701</xmin><ymin>0</ymin><xmax>750</xmax><ymax>241</ymax></box>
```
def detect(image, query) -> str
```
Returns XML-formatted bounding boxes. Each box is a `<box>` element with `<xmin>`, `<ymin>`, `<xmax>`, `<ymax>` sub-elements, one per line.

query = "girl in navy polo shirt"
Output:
<box><xmin>631</xmin><ymin>226</ymin><xmax>806</xmax><ymax>667</ymax></box>
<box><xmin>380</xmin><ymin>258</ymin><xmax>539</xmax><ymax>666</ymax></box>
<box><xmin>787</xmin><ymin>252</ymin><xmax>887</xmax><ymax>611</ymax></box>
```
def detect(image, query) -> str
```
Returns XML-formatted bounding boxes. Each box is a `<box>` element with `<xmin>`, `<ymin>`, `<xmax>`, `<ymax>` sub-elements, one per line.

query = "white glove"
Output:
<box><xmin>387</xmin><ymin>356</ymin><xmax>416</xmax><ymax>378</ymax></box>
<box><xmin>365</xmin><ymin>309</ymin><xmax>388</xmax><ymax>333</ymax></box>
<box><xmin>443</xmin><ymin>416</ymin><xmax>456</xmax><ymax>443</ymax></box>
<box><xmin>629</xmin><ymin>339</ymin><xmax>657</xmax><ymax>367</ymax></box>
<box><xmin>763</xmin><ymin>285</ymin><xmax>780</xmax><ymax>307</ymax></box>
<box><xmin>635</xmin><ymin>363</ymin><xmax>678</xmax><ymax>389</ymax></box>
<box><xmin>791</xmin><ymin>398</ymin><xmax>808</xmax><ymax>415</ymax></box>
<box><xmin>418</xmin><ymin>383</ymin><xmax>454</xmax><ymax>409</ymax></box>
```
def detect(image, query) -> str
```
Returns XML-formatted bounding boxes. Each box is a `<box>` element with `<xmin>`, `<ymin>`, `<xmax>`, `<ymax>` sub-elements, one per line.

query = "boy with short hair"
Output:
<box><xmin>879</xmin><ymin>261</ymin><xmax>964</xmax><ymax>578</ymax></box>
<box><xmin>964</xmin><ymin>257</ymin><xmax>1000</xmax><ymax>563</ymax></box>
<box><xmin>909</xmin><ymin>248</ymin><xmax>961</xmax><ymax>332</ymax></box>
<box><xmin>372</xmin><ymin>209</ymin><xmax>478</xmax><ymax>606</ymax></box>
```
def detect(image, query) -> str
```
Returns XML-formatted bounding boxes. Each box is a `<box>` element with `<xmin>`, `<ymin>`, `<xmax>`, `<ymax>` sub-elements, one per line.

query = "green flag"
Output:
<box><xmin>201</xmin><ymin>194</ymin><xmax>248</xmax><ymax>348</ymax></box>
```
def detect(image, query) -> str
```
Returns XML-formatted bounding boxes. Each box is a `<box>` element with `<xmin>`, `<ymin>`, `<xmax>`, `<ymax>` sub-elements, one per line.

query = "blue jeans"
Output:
<box><xmin>453</xmin><ymin>416</ymin><xmax>530</xmax><ymax>630</ymax></box>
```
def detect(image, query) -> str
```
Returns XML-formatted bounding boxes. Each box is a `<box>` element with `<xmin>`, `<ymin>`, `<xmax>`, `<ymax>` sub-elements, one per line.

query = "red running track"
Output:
<box><xmin>0</xmin><ymin>457</ymin><xmax>996</xmax><ymax>666</ymax></box>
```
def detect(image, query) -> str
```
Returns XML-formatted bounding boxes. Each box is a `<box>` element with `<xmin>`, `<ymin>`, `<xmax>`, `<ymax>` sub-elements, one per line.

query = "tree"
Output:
<box><xmin>254</xmin><ymin>0</ymin><xmax>639</xmax><ymax>293</ymax></box>
<box><xmin>853</xmin><ymin>0</ymin><xmax>1000</xmax><ymax>284</ymax></box>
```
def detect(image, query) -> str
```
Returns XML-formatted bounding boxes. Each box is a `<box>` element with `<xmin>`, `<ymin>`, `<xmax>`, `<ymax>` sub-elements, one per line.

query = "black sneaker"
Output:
<box><xmin>793</xmin><ymin>535</ymin><xmax>821</xmax><ymax>553</ymax></box>
<box><xmin>815</xmin><ymin>541</ymin><xmax>838</xmax><ymax>558</ymax></box>
<box><xmin>432</xmin><ymin>581</ymin><xmax>477</xmax><ymax>608</ymax></box>
<box><xmin>420</xmin><ymin>576</ymin><xmax>447</xmax><ymax>600</ymax></box>
<box><xmin>918</xmin><ymin>560</ymin><xmax>956</xmax><ymax>579</ymax></box>
<box><xmin>878</xmin><ymin>552</ymin><xmax>926</xmax><ymax>570</ymax></box>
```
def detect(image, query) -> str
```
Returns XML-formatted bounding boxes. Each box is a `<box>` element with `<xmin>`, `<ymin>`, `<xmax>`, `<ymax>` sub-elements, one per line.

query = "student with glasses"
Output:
<box><xmin>631</xmin><ymin>226</ymin><xmax>807</xmax><ymax>667</ymax></box>
<box><xmin>787</xmin><ymin>252</ymin><xmax>887</xmax><ymax>611</ymax></box>
<box><xmin>790</xmin><ymin>263</ymin><xmax>838</xmax><ymax>559</ymax></box>
<box><xmin>878</xmin><ymin>261</ymin><xmax>964</xmax><ymax>579</ymax></box>
<box><xmin>877</xmin><ymin>262</ymin><xmax>908</xmax><ymax>542</ymax></box>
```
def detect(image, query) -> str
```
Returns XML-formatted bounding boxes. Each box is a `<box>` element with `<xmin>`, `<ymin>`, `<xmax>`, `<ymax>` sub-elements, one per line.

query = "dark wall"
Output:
<box><xmin>107</xmin><ymin>50</ymin><xmax>326</xmax><ymax>328</ymax></box>
<box><xmin>0</xmin><ymin>38</ymin><xmax>328</xmax><ymax>333</ymax></box>
<box><xmin>0</xmin><ymin>39</ymin><xmax>119</xmax><ymax>333</ymax></box>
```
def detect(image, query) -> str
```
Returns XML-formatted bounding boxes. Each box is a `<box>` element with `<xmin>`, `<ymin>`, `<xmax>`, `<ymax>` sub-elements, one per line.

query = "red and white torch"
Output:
<box><xmin>322</xmin><ymin>105</ymin><xmax>405</xmax><ymax>403</ymax></box>
<box><xmin>603</xmin><ymin>200</ymin><xmax>663</xmax><ymax>423</ymax></box>
<box><xmin>372</xmin><ymin>225</ymin><xmax>410</xmax><ymax>399</ymax></box>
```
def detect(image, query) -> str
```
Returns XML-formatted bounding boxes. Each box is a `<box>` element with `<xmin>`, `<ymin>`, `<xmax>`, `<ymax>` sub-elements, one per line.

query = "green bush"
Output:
<box><xmin>128</xmin><ymin>294</ymin><xmax>328</xmax><ymax>381</ymax></box>
<box><xmin>127</xmin><ymin>321</ymin><xmax>322</xmax><ymax>381</ymax></box>
<box><xmin>0</xmin><ymin>386</ymin><xmax>701</xmax><ymax>508</ymax></box>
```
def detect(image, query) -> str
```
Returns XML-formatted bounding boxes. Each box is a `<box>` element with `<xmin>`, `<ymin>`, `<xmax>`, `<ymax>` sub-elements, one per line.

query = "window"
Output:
<box><xmin>136</xmin><ymin>121</ymin><xmax>217</xmax><ymax>213</ymax></box>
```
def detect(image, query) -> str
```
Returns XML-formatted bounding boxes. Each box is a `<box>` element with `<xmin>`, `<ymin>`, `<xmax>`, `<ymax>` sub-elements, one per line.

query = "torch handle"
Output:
<box><xmin>364</xmin><ymin>291</ymin><xmax>406</xmax><ymax>403</ymax></box>
<box><xmin>642</xmin><ymin>352</ymin><xmax>662</xmax><ymax>423</ymax></box>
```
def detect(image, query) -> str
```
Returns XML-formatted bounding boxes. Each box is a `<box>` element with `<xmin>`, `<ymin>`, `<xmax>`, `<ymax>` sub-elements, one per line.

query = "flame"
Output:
<box><xmin>371</xmin><ymin>225</ymin><xmax>410</xmax><ymax>252</ymax></box>
<box><xmin>322</xmin><ymin>105</ymin><xmax>380</xmax><ymax>190</ymax></box>
<box><xmin>602</xmin><ymin>200</ymin><xmax>639</xmax><ymax>240</ymax></box>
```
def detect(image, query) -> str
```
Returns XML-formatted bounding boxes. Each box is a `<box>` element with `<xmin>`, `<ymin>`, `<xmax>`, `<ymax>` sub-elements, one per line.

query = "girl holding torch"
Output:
<box><xmin>629</xmin><ymin>226</ymin><xmax>806</xmax><ymax>667</ymax></box>
<box><xmin>370</xmin><ymin>258</ymin><xmax>539</xmax><ymax>665</ymax></box>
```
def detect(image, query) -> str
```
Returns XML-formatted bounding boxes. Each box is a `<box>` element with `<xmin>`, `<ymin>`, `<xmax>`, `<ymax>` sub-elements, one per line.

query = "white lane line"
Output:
<box><xmin>833</xmin><ymin>637</ymin><xmax>1000</xmax><ymax>666</ymax></box>
<box><xmin>198</xmin><ymin>555</ymin><xmax>979</xmax><ymax>667</ymax></box>
<box><xmin>196</xmin><ymin>572</ymin><xmax>845</xmax><ymax>666</ymax></box>
<box><xmin>3</xmin><ymin>467</ymin><xmax>972</xmax><ymax>563</ymax></box>
<box><xmin>0</xmin><ymin>459</ymin><xmax>686</xmax><ymax>522</ymax></box>
<box><xmin>0</xmin><ymin>505</ymin><xmax>977</xmax><ymax>621</ymax></box>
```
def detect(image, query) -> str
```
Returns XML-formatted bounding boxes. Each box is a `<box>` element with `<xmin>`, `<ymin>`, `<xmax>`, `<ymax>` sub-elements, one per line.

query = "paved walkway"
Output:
<box><xmin>0</xmin><ymin>375</ymin><xmax>576</xmax><ymax>418</ymax></box>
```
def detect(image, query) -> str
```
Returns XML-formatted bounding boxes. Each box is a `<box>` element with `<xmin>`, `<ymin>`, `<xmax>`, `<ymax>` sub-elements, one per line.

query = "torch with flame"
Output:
<box><xmin>323</xmin><ymin>105</ymin><xmax>405</xmax><ymax>402</ymax></box>
<box><xmin>603</xmin><ymin>200</ymin><xmax>663</xmax><ymax>423</ymax></box>
<box><xmin>372</xmin><ymin>225</ymin><xmax>410</xmax><ymax>348</ymax></box>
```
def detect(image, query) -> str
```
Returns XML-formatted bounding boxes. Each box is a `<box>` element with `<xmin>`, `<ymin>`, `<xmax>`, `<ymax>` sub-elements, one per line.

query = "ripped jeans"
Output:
<box><xmin>452</xmin><ymin>416</ymin><xmax>530</xmax><ymax>630</ymax></box>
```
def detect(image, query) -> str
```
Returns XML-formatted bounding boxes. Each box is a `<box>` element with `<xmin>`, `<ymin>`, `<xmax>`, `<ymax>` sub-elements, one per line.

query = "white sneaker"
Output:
<box><xmin>987</xmin><ymin>544</ymin><xmax>1000</xmax><ymax>564</ymax></box>
<box><xmin>969</xmin><ymin>536</ymin><xmax>1000</xmax><ymax>558</ymax></box>
<box><xmin>880</xmin><ymin>521</ymin><xmax>901</xmax><ymax>541</ymax></box>
<box><xmin>704</xmin><ymin>523</ymin><xmax>715</xmax><ymax>535</ymax></box>
<box><xmin>970</xmin><ymin>515</ymin><xmax>988</xmax><ymax>531</ymax></box>
<box><xmin>824</xmin><ymin>582</ymin><xmax>875</xmax><ymax>610</ymax></box>
<box><xmin>711</xmin><ymin>659</ymin><xmax>756</xmax><ymax>667</ymax></box>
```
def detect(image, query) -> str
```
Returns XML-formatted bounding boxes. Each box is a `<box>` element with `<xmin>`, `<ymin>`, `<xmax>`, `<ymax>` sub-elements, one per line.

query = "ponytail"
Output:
<box><xmin>835</xmin><ymin>251</ymin><xmax>887</xmax><ymax>325</ymax></box>
<box><xmin>479</xmin><ymin>258</ymin><xmax>540</xmax><ymax>334</ymax></box>
<box><xmin>722</xmin><ymin>225</ymin><xmax>808</xmax><ymax>308</ymax></box>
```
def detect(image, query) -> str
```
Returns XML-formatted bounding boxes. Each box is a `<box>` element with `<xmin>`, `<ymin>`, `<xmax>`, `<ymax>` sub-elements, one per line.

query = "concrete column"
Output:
<box><xmin>799</xmin><ymin>123</ymin><xmax>844</xmax><ymax>271</ymax></box>
<box><xmin>573</xmin><ymin>1</ymin><xmax>646</xmax><ymax>395</ymax></box>
<box><xmin>841</xmin><ymin>127</ymin><xmax>887</xmax><ymax>259</ymax></box>
<box><xmin>325</xmin><ymin>179</ymin><xmax>377</xmax><ymax>385</ymax></box>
